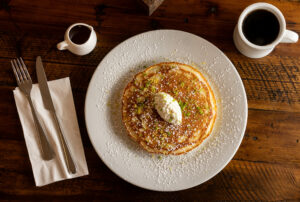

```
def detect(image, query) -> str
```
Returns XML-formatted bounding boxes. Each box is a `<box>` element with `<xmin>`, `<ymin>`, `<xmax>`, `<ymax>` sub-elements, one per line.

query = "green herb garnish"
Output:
<box><xmin>179</xmin><ymin>101</ymin><xmax>187</xmax><ymax>110</ymax></box>
<box><xmin>196</xmin><ymin>106</ymin><xmax>204</xmax><ymax>114</ymax></box>
<box><xmin>151</xmin><ymin>86</ymin><xmax>156</xmax><ymax>92</ymax></box>
<box><xmin>145</xmin><ymin>80</ymin><xmax>151</xmax><ymax>88</ymax></box>
<box><xmin>137</xmin><ymin>105</ymin><xmax>143</xmax><ymax>114</ymax></box>
<box><xmin>185</xmin><ymin>111</ymin><xmax>191</xmax><ymax>117</ymax></box>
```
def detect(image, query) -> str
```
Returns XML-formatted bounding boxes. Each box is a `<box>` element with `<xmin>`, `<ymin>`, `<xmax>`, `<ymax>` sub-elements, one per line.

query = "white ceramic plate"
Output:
<box><xmin>85</xmin><ymin>30</ymin><xmax>247</xmax><ymax>191</ymax></box>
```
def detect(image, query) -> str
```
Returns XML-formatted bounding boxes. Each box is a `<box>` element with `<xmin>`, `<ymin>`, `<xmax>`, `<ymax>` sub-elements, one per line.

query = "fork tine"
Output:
<box><xmin>11</xmin><ymin>60</ymin><xmax>20</xmax><ymax>84</ymax></box>
<box><xmin>16</xmin><ymin>58</ymin><xmax>28</xmax><ymax>81</ymax></box>
<box><xmin>20</xmin><ymin>57</ymin><xmax>31</xmax><ymax>81</ymax></box>
<box><xmin>12</xmin><ymin>59</ymin><xmax>24</xmax><ymax>82</ymax></box>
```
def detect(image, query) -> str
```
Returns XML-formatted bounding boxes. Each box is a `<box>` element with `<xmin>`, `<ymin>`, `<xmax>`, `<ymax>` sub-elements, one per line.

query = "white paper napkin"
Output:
<box><xmin>13</xmin><ymin>77</ymin><xmax>89</xmax><ymax>186</ymax></box>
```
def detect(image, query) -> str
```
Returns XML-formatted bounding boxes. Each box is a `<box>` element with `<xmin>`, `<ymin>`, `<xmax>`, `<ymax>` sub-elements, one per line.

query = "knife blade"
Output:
<box><xmin>36</xmin><ymin>56</ymin><xmax>77</xmax><ymax>174</ymax></box>
<box><xmin>36</xmin><ymin>56</ymin><xmax>56</xmax><ymax>112</ymax></box>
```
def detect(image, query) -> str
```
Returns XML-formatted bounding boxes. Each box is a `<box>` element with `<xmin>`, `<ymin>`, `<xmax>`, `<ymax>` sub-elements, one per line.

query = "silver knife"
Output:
<box><xmin>36</xmin><ymin>56</ymin><xmax>76</xmax><ymax>174</ymax></box>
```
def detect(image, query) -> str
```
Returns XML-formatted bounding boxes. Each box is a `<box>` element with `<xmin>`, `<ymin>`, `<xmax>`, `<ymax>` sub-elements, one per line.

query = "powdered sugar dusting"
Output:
<box><xmin>85</xmin><ymin>30</ymin><xmax>247</xmax><ymax>191</ymax></box>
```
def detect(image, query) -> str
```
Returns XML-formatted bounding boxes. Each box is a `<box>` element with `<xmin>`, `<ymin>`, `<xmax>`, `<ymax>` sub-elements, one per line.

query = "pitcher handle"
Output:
<box><xmin>57</xmin><ymin>41</ymin><xmax>68</xmax><ymax>50</ymax></box>
<box><xmin>281</xmin><ymin>30</ymin><xmax>299</xmax><ymax>43</ymax></box>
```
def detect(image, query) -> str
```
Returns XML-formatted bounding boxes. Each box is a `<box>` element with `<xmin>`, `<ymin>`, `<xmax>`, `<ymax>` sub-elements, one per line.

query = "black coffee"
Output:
<box><xmin>69</xmin><ymin>25</ymin><xmax>91</xmax><ymax>44</ymax></box>
<box><xmin>242</xmin><ymin>9</ymin><xmax>280</xmax><ymax>46</ymax></box>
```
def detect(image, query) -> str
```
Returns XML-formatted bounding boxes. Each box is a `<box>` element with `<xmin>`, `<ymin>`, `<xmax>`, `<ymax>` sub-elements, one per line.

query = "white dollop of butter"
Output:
<box><xmin>154</xmin><ymin>92</ymin><xmax>182</xmax><ymax>125</ymax></box>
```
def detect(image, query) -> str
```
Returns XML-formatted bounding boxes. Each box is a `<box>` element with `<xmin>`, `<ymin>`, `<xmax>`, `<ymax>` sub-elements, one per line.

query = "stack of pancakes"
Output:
<box><xmin>122</xmin><ymin>62</ymin><xmax>217</xmax><ymax>155</ymax></box>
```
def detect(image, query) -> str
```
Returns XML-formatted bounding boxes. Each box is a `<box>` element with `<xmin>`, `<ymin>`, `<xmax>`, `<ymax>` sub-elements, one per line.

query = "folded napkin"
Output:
<box><xmin>13</xmin><ymin>77</ymin><xmax>88</xmax><ymax>186</ymax></box>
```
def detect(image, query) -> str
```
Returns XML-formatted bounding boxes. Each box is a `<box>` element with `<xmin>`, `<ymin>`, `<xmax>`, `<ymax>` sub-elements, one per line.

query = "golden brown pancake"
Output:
<box><xmin>122</xmin><ymin>62</ymin><xmax>217</xmax><ymax>155</ymax></box>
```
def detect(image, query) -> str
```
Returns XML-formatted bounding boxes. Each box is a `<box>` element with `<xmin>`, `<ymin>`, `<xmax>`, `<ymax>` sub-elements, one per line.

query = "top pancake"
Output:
<box><xmin>122</xmin><ymin>62</ymin><xmax>217</xmax><ymax>155</ymax></box>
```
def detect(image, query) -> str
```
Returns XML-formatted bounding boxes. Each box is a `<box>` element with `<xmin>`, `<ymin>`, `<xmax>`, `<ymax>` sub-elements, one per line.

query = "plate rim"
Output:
<box><xmin>84</xmin><ymin>29</ymin><xmax>248</xmax><ymax>191</ymax></box>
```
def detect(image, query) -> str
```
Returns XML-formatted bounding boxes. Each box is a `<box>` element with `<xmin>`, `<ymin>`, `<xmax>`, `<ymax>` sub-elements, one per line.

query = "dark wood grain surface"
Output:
<box><xmin>0</xmin><ymin>0</ymin><xmax>299</xmax><ymax>200</ymax></box>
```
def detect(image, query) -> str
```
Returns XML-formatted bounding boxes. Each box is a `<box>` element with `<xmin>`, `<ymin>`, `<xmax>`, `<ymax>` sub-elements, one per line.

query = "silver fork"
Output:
<box><xmin>12</xmin><ymin>58</ymin><xmax>54</xmax><ymax>160</ymax></box>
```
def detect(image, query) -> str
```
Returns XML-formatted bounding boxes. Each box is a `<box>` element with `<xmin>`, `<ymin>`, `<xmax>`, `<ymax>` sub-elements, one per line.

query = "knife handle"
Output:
<box><xmin>51</xmin><ymin>112</ymin><xmax>76</xmax><ymax>174</ymax></box>
<box><xmin>27</xmin><ymin>96</ymin><xmax>55</xmax><ymax>160</ymax></box>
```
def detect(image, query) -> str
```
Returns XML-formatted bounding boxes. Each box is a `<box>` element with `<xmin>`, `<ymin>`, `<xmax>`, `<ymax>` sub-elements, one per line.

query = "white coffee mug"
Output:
<box><xmin>233</xmin><ymin>3</ymin><xmax>298</xmax><ymax>58</ymax></box>
<box><xmin>57</xmin><ymin>23</ymin><xmax>97</xmax><ymax>56</ymax></box>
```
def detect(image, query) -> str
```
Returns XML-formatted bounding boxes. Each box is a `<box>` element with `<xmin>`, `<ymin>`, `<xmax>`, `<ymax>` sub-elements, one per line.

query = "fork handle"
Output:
<box><xmin>27</xmin><ymin>96</ymin><xmax>55</xmax><ymax>160</ymax></box>
<box><xmin>51</xmin><ymin>112</ymin><xmax>77</xmax><ymax>174</ymax></box>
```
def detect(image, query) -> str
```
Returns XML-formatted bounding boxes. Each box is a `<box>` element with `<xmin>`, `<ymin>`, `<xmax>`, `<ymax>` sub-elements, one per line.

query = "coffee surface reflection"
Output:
<box><xmin>69</xmin><ymin>25</ymin><xmax>91</xmax><ymax>45</ymax></box>
<box><xmin>242</xmin><ymin>9</ymin><xmax>280</xmax><ymax>46</ymax></box>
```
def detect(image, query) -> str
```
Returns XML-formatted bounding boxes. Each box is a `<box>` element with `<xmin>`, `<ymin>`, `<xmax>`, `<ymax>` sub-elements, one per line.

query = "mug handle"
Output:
<box><xmin>57</xmin><ymin>41</ymin><xmax>68</xmax><ymax>50</ymax></box>
<box><xmin>281</xmin><ymin>30</ymin><xmax>299</xmax><ymax>43</ymax></box>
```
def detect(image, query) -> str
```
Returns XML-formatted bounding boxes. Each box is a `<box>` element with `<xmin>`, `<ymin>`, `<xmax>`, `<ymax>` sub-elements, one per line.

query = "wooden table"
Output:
<box><xmin>0</xmin><ymin>0</ymin><xmax>299</xmax><ymax>200</ymax></box>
